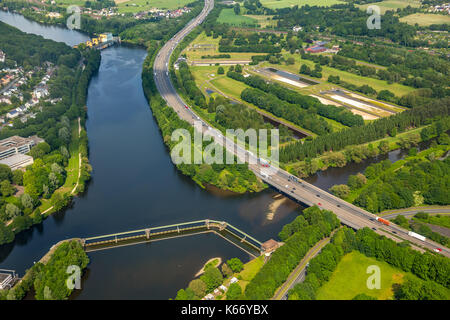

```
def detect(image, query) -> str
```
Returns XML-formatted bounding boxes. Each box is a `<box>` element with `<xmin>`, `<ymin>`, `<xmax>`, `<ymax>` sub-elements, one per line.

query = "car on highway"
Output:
<box><xmin>184</xmin><ymin>105</ymin><xmax>189</xmax><ymax>109</ymax></box>
<box><xmin>434</xmin><ymin>248</ymin><xmax>442</xmax><ymax>253</ymax></box>
<box><xmin>317</xmin><ymin>203</ymin><xmax>322</xmax><ymax>206</ymax></box>
<box><xmin>372</xmin><ymin>227</ymin><xmax>377</xmax><ymax>231</ymax></box>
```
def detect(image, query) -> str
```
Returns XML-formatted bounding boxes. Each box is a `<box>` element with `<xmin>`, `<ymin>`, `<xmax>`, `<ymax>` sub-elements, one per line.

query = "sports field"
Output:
<box><xmin>358</xmin><ymin>0</ymin><xmax>420</xmax><ymax>14</ymax></box>
<box><xmin>260</xmin><ymin>0</ymin><xmax>344</xmax><ymax>9</ymax></box>
<box><xmin>400</xmin><ymin>13</ymin><xmax>450</xmax><ymax>26</ymax></box>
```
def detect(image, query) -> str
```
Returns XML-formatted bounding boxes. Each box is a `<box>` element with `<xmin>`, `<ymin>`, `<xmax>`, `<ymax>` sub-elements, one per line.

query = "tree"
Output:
<box><xmin>12</xmin><ymin>170</ymin><xmax>23</xmax><ymax>185</ymax></box>
<box><xmin>0</xmin><ymin>223</ymin><xmax>14</xmax><ymax>245</ymax></box>
<box><xmin>217</xmin><ymin>66</ymin><xmax>224</xmax><ymax>75</ymax></box>
<box><xmin>378</xmin><ymin>140</ymin><xmax>389</xmax><ymax>154</ymax></box>
<box><xmin>0</xmin><ymin>164</ymin><xmax>12</xmax><ymax>182</ymax></box>
<box><xmin>234</xmin><ymin>3</ymin><xmax>240</xmax><ymax>15</ymax></box>
<box><xmin>188</xmin><ymin>279</ymin><xmax>207</xmax><ymax>298</ymax></box>
<box><xmin>58</xmin><ymin>127</ymin><xmax>71</xmax><ymax>145</ymax></box>
<box><xmin>221</xmin><ymin>263</ymin><xmax>233</xmax><ymax>277</ymax></box>
<box><xmin>5</xmin><ymin>203</ymin><xmax>21</xmax><ymax>220</ymax></box>
<box><xmin>0</xmin><ymin>180</ymin><xmax>15</xmax><ymax>197</ymax></box>
<box><xmin>21</xmin><ymin>193</ymin><xmax>34</xmax><ymax>210</ymax></box>
<box><xmin>235</xmin><ymin>64</ymin><xmax>242</xmax><ymax>73</ymax></box>
<box><xmin>200</xmin><ymin>267</ymin><xmax>223</xmax><ymax>291</ymax></box>
<box><xmin>226</xmin><ymin>283</ymin><xmax>242</xmax><ymax>300</ymax></box>
<box><xmin>330</xmin><ymin>184</ymin><xmax>350</xmax><ymax>199</ymax></box>
<box><xmin>227</xmin><ymin>258</ymin><xmax>244</xmax><ymax>273</ymax></box>
<box><xmin>352</xmin><ymin>293</ymin><xmax>376</xmax><ymax>300</ymax></box>
<box><xmin>438</xmin><ymin>133</ymin><xmax>450</xmax><ymax>145</ymax></box>
<box><xmin>286</xmin><ymin>57</ymin><xmax>295</xmax><ymax>65</ymax></box>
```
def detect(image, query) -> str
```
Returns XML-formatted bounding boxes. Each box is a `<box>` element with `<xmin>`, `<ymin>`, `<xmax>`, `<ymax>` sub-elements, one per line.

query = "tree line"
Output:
<box><xmin>227</xmin><ymin>71</ymin><xmax>364</xmax><ymax>127</ymax></box>
<box><xmin>280</xmin><ymin>97</ymin><xmax>450</xmax><ymax>163</ymax></box>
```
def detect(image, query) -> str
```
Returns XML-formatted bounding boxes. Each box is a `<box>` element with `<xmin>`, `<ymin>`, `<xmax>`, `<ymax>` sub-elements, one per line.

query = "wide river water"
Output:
<box><xmin>0</xmin><ymin>11</ymin><xmax>416</xmax><ymax>299</ymax></box>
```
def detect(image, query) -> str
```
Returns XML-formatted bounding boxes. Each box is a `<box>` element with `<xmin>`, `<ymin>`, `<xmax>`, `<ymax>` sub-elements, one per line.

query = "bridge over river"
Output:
<box><xmin>81</xmin><ymin>219</ymin><xmax>268</xmax><ymax>258</ymax></box>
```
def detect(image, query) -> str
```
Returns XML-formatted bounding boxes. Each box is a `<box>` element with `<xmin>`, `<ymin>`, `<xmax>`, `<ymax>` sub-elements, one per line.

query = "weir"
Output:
<box><xmin>81</xmin><ymin>219</ymin><xmax>267</xmax><ymax>258</ymax></box>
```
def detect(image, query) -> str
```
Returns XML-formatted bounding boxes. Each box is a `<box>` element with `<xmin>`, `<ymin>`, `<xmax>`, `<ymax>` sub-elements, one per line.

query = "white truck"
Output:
<box><xmin>408</xmin><ymin>231</ymin><xmax>426</xmax><ymax>242</ymax></box>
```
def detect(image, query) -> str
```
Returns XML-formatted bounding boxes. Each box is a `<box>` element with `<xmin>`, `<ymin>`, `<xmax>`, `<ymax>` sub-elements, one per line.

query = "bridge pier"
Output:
<box><xmin>219</xmin><ymin>222</ymin><xmax>227</xmax><ymax>231</ymax></box>
<box><xmin>205</xmin><ymin>219</ymin><xmax>210</xmax><ymax>229</ymax></box>
<box><xmin>145</xmin><ymin>229</ymin><xmax>151</xmax><ymax>239</ymax></box>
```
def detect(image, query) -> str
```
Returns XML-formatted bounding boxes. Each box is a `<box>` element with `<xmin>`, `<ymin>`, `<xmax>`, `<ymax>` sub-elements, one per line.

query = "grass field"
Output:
<box><xmin>260</xmin><ymin>0</ymin><xmax>344</xmax><ymax>9</ymax></box>
<box><xmin>217</xmin><ymin>9</ymin><xmax>258</xmax><ymax>27</ymax></box>
<box><xmin>116</xmin><ymin>0</ymin><xmax>194</xmax><ymax>13</ymax></box>
<box><xmin>316</xmin><ymin>251</ymin><xmax>410</xmax><ymax>300</ymax></box>
<box><xmin>357</xmin><ymin>0</ymin><xmax>420</xmax><ymax>14</ymax></box>
<box><xmin>358</xmin><ymin>0</ymin><xmax>420</xmax><ymax>14</ymax></box>
<box><xmin>400</xmin><ymin>13</ymin><xmax>450</xmax><ymax>26</ymax></box>
<box><xmin>184</xmin><ymin>32</ymin><xmax>266</xmax><ymax>61</ymax></box>
<box><xmin>243</xmin><ymin>15</ymin><xmax>277</xmax><ymax>28</ymax></box>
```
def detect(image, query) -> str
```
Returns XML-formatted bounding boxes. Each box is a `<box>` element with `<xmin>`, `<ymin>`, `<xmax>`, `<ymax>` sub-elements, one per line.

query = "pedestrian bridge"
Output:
<box><xmin>81</xmin><ymin>219</ymin><xmax>265</xmax><ymax>258</ymax></box>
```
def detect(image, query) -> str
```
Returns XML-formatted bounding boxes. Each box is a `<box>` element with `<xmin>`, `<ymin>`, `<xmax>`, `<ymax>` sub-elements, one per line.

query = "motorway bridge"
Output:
<box><xmin>152</xmin><ymin>0</ymin><xmax>450</xmax><ymax>258</ymax></box>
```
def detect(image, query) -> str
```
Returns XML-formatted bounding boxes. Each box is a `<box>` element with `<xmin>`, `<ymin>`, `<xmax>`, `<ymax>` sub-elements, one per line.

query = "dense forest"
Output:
<box><xmin>275</xmin><ymin>4</ymin><xmax>418</xmax><ymax>46</ymax></box>
<box><xmin>0</xmin><ymin>21</ymin><xmax>80</xmax><ymax>69</ymax></box>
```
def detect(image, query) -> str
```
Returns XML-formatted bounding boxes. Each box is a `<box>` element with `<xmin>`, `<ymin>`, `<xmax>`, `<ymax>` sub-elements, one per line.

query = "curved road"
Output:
<box><xmin>381</xmin><ymin>207</ymin><xmax>450</xmax><ymax>220</ymax></box>
<box><xmin>152</xmin><ymin>0</ymin><xmax>449</xmax><ymax>258</ymax></box>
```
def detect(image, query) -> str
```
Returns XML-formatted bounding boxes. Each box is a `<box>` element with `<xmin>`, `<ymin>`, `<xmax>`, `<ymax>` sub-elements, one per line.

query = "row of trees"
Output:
<box><xmin>244</xmin><ymin>206</ymin><xmax>340</xmax><ymax>299</ymax></box>
<box><xmin>227</xmin><ymin>71</ymin><xmax>364</xmax><ymax>127</ymax></box>
<box><xmin>280</xmin><ymin>97</ymin><xmax>450</xmax><ymax>163</ymax></box>
<box><xmin>241</xmin><ymin>88</ymin><xmax>331</xmax><ymax>136</ymax></box>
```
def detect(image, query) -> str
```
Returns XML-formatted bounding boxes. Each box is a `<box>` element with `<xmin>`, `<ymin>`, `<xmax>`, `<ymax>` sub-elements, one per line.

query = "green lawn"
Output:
<box><xmin>316</xmin><ymin>251</ymin><xmax>411</xmax><ymax>300</ymax></box>
<box><xmin>414</xmin><ymin>214</ymin><xmax>450</xmax><ymax>229</ymax></box>
<box><xmin>400</xmin><ymin>13</ymin><xmax>450</xmax><ymax>26</ymax></box>
<box><xmin>358</xmin><ymin>0</ymin><xmax>420</xmax><ymax>14</ymax></box>
<box><xmin>260</xmin><ymin>0</ymin><xmax>344</xmax><ymax>9</ymax></box>
<box><xmin>116</xmin><ymin>0</ymin><xmax>194</xmax><ymax>13</ymax></box>
<box><xmin>217</xmin><ymin>9</ymin><xmax>258</xmax><ymax>27</ymax></box>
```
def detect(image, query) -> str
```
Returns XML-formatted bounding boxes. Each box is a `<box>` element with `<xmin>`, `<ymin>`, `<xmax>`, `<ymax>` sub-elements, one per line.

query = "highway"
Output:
<box><xmin>152</xmin><ymin>0</ymin><xmax>450</xmax><ymax>258</ymax></box>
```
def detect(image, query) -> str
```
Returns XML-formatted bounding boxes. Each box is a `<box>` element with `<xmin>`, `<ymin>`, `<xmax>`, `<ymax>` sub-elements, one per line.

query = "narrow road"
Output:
<box><xmin>272</xmin><ymin>235</ymin><xmax>332</xmax><ymax>300</ymax></box>
<box><xmin>152</xmin><ymin>0</ymin><xmax>450</xmax><ymax>258</ymax></box>
<box><xmin>381</xmin><ymin>206</ymin><xmax>450</xmax><ymax>220</ymax></box>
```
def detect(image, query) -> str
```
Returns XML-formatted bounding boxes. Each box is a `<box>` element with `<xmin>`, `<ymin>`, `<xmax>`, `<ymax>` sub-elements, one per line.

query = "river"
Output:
<box><xmin>0</xmin><ymin>10</ymin><xmax>425</xmax><ymax>299</ymax></box>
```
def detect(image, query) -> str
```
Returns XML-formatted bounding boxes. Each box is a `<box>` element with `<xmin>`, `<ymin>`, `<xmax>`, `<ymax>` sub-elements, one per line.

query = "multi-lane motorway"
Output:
<box><xmin>153</xmin><ymin>0</ymin><xmax>449</xmax><ymax>258</ymax></box>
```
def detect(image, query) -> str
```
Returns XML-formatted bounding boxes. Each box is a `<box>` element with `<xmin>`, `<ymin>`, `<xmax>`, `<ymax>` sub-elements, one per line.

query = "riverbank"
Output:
<box><xmin>0</xmin><ymin>239</ymin><xmax>89</xmax><ymax>300</ymax></box>
<box><xmin>0</xmin><ymin>23</ymin><xmax>99</xmax><ymax>246</ymax></box>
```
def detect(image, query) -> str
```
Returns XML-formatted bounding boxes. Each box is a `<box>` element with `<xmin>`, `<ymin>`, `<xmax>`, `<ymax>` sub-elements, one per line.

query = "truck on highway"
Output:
<box><xmin>375</xmin><ymin>217</ymin><xmax>390</xmax><ymax>226</ymax></box>
<box><xmin>408</xmin><ymin>231</ymin><xmax>426</xmax><ymax>242</ymax></box>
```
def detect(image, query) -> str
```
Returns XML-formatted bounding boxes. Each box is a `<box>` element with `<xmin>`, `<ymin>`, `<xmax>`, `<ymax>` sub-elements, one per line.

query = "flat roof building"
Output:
<box><xmin>0</xmin><ymin>135</ymin><xmax>44</xmax><ymax>158</ymax></box>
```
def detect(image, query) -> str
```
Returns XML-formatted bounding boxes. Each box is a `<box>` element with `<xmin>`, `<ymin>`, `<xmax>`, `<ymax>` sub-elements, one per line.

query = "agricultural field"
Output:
<box><xmin>116</xmin><ymin>0</ymin><xmax>194</xmax><ymax>13</ymax></box>
<box><xmin>217</xmin><ymin>8</ymin><xmax>258</xmax><ymax>26</ymax></box>
<box><xmin>357</xmin><ymin>0</ymin><xmax>420</xmax><ymax>14</ymax></box>
<box><xmin>315</xmin><ymin>251</ymin><xmax>446</xmax><ymax>300</ymax></box>
<box><xmin>260</xmin><ymin>0</ymin><xmax>344</xmax><ymax>10</ymax></box>
<box><xmin>400</xmin><ymin>13</ymin><xmax>450</xmax><ymax>26</ymax></box>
